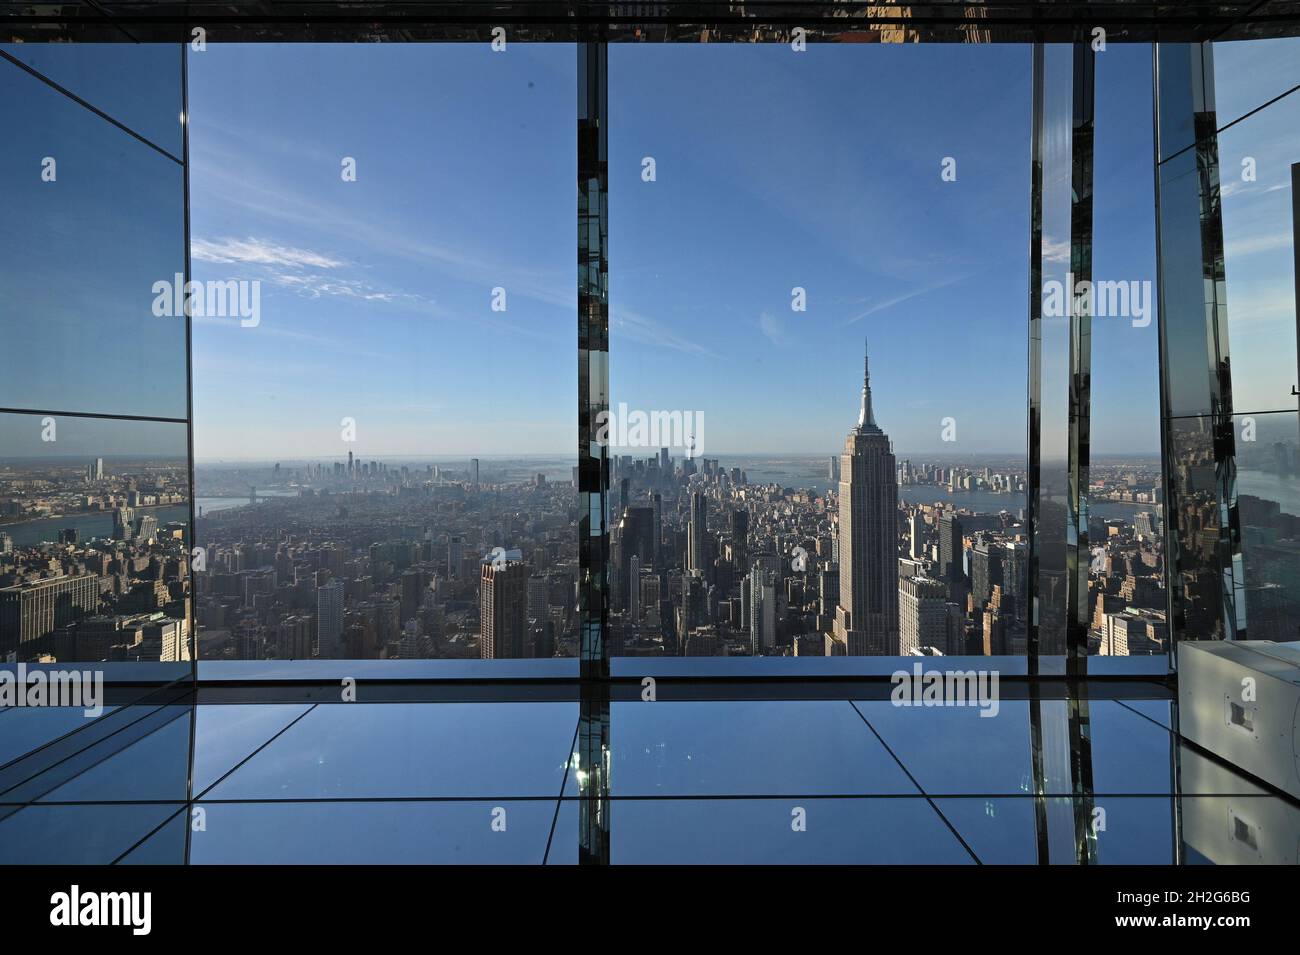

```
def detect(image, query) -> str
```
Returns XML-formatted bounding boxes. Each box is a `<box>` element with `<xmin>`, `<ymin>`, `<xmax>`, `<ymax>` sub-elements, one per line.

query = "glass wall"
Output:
<box><xmin>1087</xmin><ymin>44</ymin><xmax>1165</xmax><ymax>657</ymax></box>
<box><xmin>1154</xmin><ymin>38</ymin><xmax>1300</xmax><ymax>646</ymax></box>
<box><xmin>1213</xmin><ymin>39</ymin><xmax>1300</xmax><ymax>641</ymax></box>
<box><xmin>0</xmin><ymin>45</ymin><xmax>192</xmax><ymax>672</ymax></box>
<box><xmin>608</xmin><ymin>44</ymin><xmax>1031</xmax><ymax>660</ymax></box>
<box><xmin>186</xmin><ymin>44</ymin><xmax>578</xmax><ymax>662</ymax></box>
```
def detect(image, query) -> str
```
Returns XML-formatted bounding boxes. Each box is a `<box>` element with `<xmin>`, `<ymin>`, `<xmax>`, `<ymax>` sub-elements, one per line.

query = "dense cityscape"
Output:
<box><xmin>0</xmin><ymin>345</ymin><xmax>1201</xmax><ymax>664</ymax></box>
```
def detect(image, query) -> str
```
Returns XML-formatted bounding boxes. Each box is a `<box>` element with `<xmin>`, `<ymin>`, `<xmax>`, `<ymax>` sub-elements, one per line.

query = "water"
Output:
<box><xmin>1</xmin><ymin>504</ymin><xmax>191</xmax><ymax>547</ymax></box>
<box><xmin>0</xmin><ymin>493</ymin><xmax>299</xmax><ymax>547</ymax></box>
<box><xmin>1237</xmin><ymin>469</ymin><xmax>1300</xmax><ymax>516</ymax></box>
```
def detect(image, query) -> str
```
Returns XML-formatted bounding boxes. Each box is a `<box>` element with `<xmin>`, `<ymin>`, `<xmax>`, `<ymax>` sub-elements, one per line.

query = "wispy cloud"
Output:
<box><xmin>612</xmin><ymin>307</ymin><xmax>717</xmax><ymax>356</ymax></box>
<box><xmin>1223</xmin><ymin>231</ymin><xmax>1293</xmax><ymax>258</ymax></box>
<box><xmin>1041</xmin><ymin>236</ymin><xmax>1071</xmax><ymax>264</ymax></box>
<box><xmin>192</xmin><ymin>236</ymin><xmax>345</xmax><ymax>270</ymax></box>
<box><xmin>843</xmin><ymin>273</ymin><xmax>971</xmax><ymax>325</ymax></box>
<box><xmin>758</xmin><ymin>310</ymin><xmax>791</xmax><ymax>346</ymax></box>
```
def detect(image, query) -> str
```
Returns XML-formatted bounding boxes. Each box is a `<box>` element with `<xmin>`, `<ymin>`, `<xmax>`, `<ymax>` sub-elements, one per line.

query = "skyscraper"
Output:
<box><xmin>316</xmin><ymin>579</ymin><xmax>345</xmax><ymax>659</ymax></box>
<box><xmin>939</xmin><ymin>512</ymin><xmax>966</xmax><ymax>605</ymax></box>
<box><xmin>898</xmin><ymin>575</ymin><xmax>951</xmax><ymax>655</ymax></box>
<box><xmin>730</xmin><ymin>509</ymin><xmax>749</xmax><ymax>574</ymax></box>
<box><xmin>447</xmin><ymin>535</ymin><xmax>464</xmax><ymax>579</ymax></box>
<box><xmin>908</xmin><ymin>511</ymin><xmax>926</xmax><ymax>561</ymax></box>
<box><xmin>687</xmin><ymin>490</ymin><xmax>708</xmax><ymax>574</ymax></box>
<box><xmin>834</xmin><ymin>342</ymin><xmax>900</xmax><ymax>655</ymax></box>
<box><xmin>480</xmin><ymin>559</ymin><xmax>528</xmax><ymax>659</ymax></box>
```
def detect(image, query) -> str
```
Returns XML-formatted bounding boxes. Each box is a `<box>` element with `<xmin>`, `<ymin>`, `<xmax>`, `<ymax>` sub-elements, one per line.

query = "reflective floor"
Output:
<box><xmin>1</xmin><ymin>694</ymin><xmax>1295</xmax><ymax>863</ymax></box>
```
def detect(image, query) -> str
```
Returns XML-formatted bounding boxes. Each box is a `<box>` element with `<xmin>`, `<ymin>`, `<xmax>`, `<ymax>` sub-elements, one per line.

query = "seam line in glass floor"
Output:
<box><xmin>848</xmin><ymin>701</ymin><xmax>981</xmax><ymax>864</ymax></box>
<box><xmin>544</xmin><ymin>716</ymin><xmax>581</xmax><ymax>865</ymax></box>
<box><xmin>192</xmin><ymin>703</ymin><xmax>319</xmax><ymax>801</ymax></box>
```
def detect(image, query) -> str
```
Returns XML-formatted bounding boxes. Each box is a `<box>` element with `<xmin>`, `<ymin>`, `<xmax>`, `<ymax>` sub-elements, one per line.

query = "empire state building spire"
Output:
<box><xmin>857</xmin><ymin>338</ymin><xmax>879</xmax><ymax>432</ymax></box>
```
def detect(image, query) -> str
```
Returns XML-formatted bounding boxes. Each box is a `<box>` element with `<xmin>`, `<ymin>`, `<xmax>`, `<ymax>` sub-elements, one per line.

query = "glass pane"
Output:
<box><xmin>1235</xmin><ymin>410</ymin><xmax>1300</xmax><ymax>640</ymax></box>
<box><xmin>202</xmin><ymin>701</ymin><xmax>576</xmax><ymax>799</ymax></box>
<box><xmin>186</xmin><ymin>44</ymin><xmax>578</xmax><ymax>661</ymax></box>
<box><xmin>1035</xmin><ymin>43</ymin><xmax>1076</xmax><ymax>659</ymax></box>
<box><xmin>1089</xmin><ymin>44</ymin><xmax>1166</xmax><ymax>657</ymax></box>
<box><xmin>610</xmin><ymin>700</ymin><xmax>918</xmax><ymax>796</ymax></box>
<box><xmin>1212</xmin><ymin>36</ymin><xmax>1300</xmax><ymax>127</ymax></box>
<box><xmin>1217</xmin><ymin>89</ymin><xmax>1300</xmax><ymax>414</ymax></box>
<box><xmin>609</xmin><ymin>798</ymin><xmax>974</xmax><ymax>864</ymax></box>
<box><xmin>0</xmin><ymin>56</ymin><xmax>187</xmax><ymax>419</ymax></box>
<box><xmin>0</xmin><ymin>412</ymin><xmax>192</xmax><ymax>667</ymax></box>
<box><xmin>608</xmin><ymin>44</ymin><xmax>1030</xmax><ymax>659</ymax></box>
<box><xmin>189</xmin><ymin>799</ymin><xmax>559</xmax><ymax>864</ymax></box>
<box><xmin>0</xmin><ymin>42</ymin><xmax>183</xmax><ymax>156</ymax></box>
<box><xmin>0</xmin><ymin>802</ymin><xmax>185</xmax><ymax>865</ymax></box>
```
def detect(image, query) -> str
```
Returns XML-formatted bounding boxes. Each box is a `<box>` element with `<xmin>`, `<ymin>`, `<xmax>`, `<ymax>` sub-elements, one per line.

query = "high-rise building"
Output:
<box><xmin>749</xmin><ymin>565</ymin><xmax>778</xmax><ymax>655</ymax></box>
<box><xmin>899</xmin><ymin>575</ymin><xmax>951</xmax><ymax>655</ymax></box>
<box><xmin>939</xmin><ymin>512</ymin><xmax>966</xmax><ymax>601</ymax></box>
<box><xmin>0</xmin><ymin>574</ymin><xmax>100</xmax><ymax>659</ymax></box>
<box><xmin>687</xmin><ymin>491</ymin><xmax>708</xmax><ymax>574</ymax></box>
<box><xmin>730</xmin><ymin>509</ymin><xmax>749</xmax><ymax>573</ymax></box>
<box><xmin>834</xmin><ymin>342</ymin><xmax>900</xmax><ymax>655</ymax></box>
<box><xmin>970</xmin><ymin>534</ymin><xmax>1004</xmax><ymax>611</ymax></box>
<box><xmin>112</xmin><ymin>506</ymin><xmax>135</xmax><ymax>542</ymax></box>
<box><xmin>447</xmin><ymin>535</ymin><xmax>464</xmax><ymax>579</ymax></box>
<box><xmin>480</xmin><ymin>560</ymin><xmax>528</xmax><ymax>659</ymax></box>
<box><xmin>908</xmin><ymin>511</ymin><xmax>926</xmax><ymax>561</ymax></box>
<box><xmin>471</xmin><ymin>458</ymin><xmax>480</xmax><ymax>488</ymax></box>
<box><xmin>316</xmin><ymin>579</ymin><xmax>345</xmax><ymax>659</ymax></box>
<box><xmin>527</xmin><ymin>574</ymin><xmax>548</xmax><ymax>622</ymax></box>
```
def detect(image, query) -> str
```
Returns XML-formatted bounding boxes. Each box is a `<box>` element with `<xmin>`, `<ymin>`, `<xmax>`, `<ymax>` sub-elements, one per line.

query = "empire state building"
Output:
<box><xmin>833</xmin><ymin>342</ymin><xmax>900</xmax><ymax>655</ymax></box>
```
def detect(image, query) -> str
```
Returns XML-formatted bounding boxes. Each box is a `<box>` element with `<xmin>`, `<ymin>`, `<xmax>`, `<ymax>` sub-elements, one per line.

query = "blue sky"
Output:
<box><xmin>188</xmin><ymin>44</ymin><xmax>576</xmax><ymax>461</ymax></box>
<box><xmin>180</xmin><ymin>40</ymin><xmax>1297</xmax><ymax>461</ymax></box>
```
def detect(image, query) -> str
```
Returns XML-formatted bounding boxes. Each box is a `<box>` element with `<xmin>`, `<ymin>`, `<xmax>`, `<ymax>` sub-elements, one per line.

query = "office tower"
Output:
<box><xmin>316</xmin><ymin>579</ymin><xmax>345</xmax><ymax>659</ymax></box>
<box><xmin>680</xmin><ymin>571</ymin><xmax>708</xmax><ymax>637</ymax></box>
<box><xmin>480</xmin><ymin>560</ymin><xmax>528</xmax><ymax>659</ymax></box>
<box><xmin>687</xmin><ymin>491</ymin><xmax>708</xmax><ymax>573</ymax></box>
<box><xmin>0</xmin><ymin>574</ymin><xmax>100</xmax><ymax>659</ymax></box>
<box><xmin>134</xmin><ymin>513</ymin><xmax>158</xmax><ymax>543</ymax></box>
<box><xmin>983</xmin><ymin>585</ymin><xmax>1024</xmax><ymax>655</ymax></box>
<box><xmin>939</xmin><ymin>512</ymin><xmax>965</xmax><ymax>596</ymax></box>
<box><xmin>112</xmin><ymin>506</ymin><xmax>135</xmax><ymax>542</ymax></box>
<box><xmin>471</xmin><ymin>458</ymin><xmax>480</xmax><ymax>488</ymax></box>
<box><xmin>614</xmin><ymin>505</ymin><xmax>655</xmax><ymax>611</ymax></box>
<box><xmin>629</xmin><ymin>555</ymin><xmax>642</xmax><ymax>621</ymax></box>
<box><xmin>447</xmin><ymin>535</ymin><xmax>464</xmax><ymax>579</ymax></box>
<box><xmin>619</xmin><ymin>477</ymin><xmax>629</xmax><ymax>517</ymax></box>
<box><xmin>828</xmin><ymin>456</ymin><xmax>840</xmax><ymax>482</ymax></box>
<box><xmin>740</xmin><ymin>572</ymin><xmax>751</xmax><ymax>631</ymax></box>
<box><xmin>970</xmin><ymin>534</ymin><xmax>1004</xmax><ymax>611</ymax></box>
<box><xmin>0</xmin><ymin>532</ymin><xmax>11</xmax><ymax>555</ymax></box>
<box><xmin>730</xmin><ymin>509</ymin><xmax>749</xmax><ymax>574</ymax></box>
<box><xmin>400</xmin><ymin>568</ymin><xmax>427</xmax><ymax>624</ymax></box>
<box><xmin>652</xmin><ymin>492</ymin><xmax>662</xmax><ymax>569</ymax></box>
<box><xmin>833</xmin><ymin>342</ymin><xmax>900</xmax><ymax>655</ymax></box>
<box><xmin>908</xmin><ymin>511</ymin><xmax>926</xmax><ymax>561</ymax></box>
<box><xmin>640</xmin><ymin>573</ymin><xmax>661</xmax><ymax>627</ymax></box>
<box><xmin>659</xmin><ymin>447</ymin><xmax>670</xmax><ymax>472</ymax></box>
<box><xmin>899</xmin><ymin>575</ymin><xmax>951</xmax><ymax>655</ymax></box>
<box><xmin>818</xmin><ymin>564</ymin><xmax>840</xmax><ymax>616</ymax></box>
<box><xmin>348</xmin><ymin>450</ymin><xmax>354</xmax><ymax>475</ymax></box>
<box><xmin>527</xmin><ymin>574</ymin><xmax>548</xmax><ymax>622</ymax></box>
<box><xmin>749</xmin><ymin>565</ymin><xmax>778</xmax><ymax>655</ymax></box>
